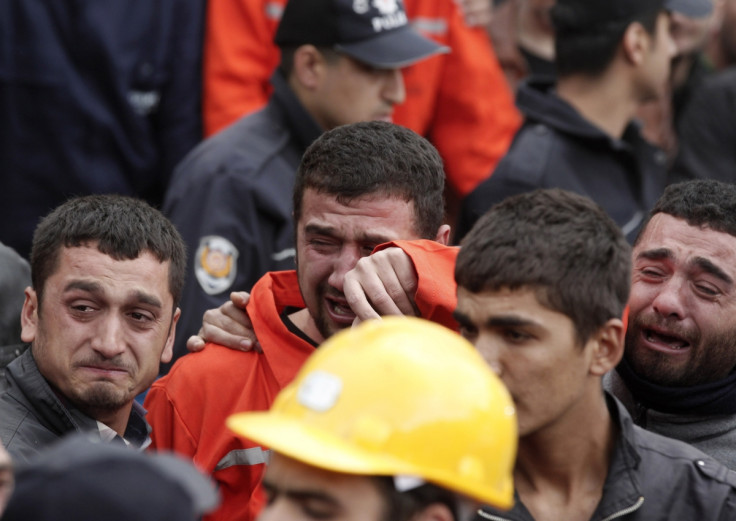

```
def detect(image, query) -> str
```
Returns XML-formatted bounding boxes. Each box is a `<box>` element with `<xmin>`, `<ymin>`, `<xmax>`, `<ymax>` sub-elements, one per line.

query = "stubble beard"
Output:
<box><xmin>625</xmin><ymin>312</ymin><xmax>736</xmax><ymax>387</ymax></box>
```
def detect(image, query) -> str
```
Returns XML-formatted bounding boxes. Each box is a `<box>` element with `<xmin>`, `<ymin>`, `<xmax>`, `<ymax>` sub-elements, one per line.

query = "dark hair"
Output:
<box><xmin>30</xmin><ymin>194</ymin><xmax>187</xmax><ymax>308</ymax></box>
<box><xmin>635</xmin><ymin>180</ymin><xmax>736</xmax><ymax>244</ymax></box>
<box><xmin>373</xmin><ymin>477</ymin><xmax>459</xmax><ymax>521</ymax></box>
<box><xmin>293</xmin><ymin>121</ymin><xmax>446</xmax><ymax>240</ymax></box>
<box><xmin>455</xmin><ymin>189</ymin><xmax>631</xmax><ymax>345</ymax></box>
<box><xmin>552</xmin><ymin>8</ymin><xmax>660</xmax><ymax>77</ymax></box>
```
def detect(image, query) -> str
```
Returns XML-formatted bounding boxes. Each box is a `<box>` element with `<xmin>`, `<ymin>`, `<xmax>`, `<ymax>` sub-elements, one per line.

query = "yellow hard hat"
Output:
<box><xmin>227</xmin><ymin>317</ymin><xmax>517</xmax><ymax>510</ymax></box>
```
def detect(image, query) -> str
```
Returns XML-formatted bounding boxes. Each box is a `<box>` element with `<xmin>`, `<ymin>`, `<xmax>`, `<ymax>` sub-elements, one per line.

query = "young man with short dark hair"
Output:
<box><xmin>0</xmin><ymin>195</ymin><xmax>186</xmax><ymax>461</ymax></box>
<box><xmin>454</xmin><ymin>189</ymin><xmax>736</xmax><ymax>520</ymax></box>
<box><xmin>457</xmin><ymin>0</ymin><xmax>680</xmax><ymax>243</ymax></box>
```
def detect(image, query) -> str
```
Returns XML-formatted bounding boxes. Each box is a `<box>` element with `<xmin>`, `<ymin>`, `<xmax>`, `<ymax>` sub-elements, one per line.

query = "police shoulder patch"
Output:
<box><xmin>194</xmin><ymin>236</ymin><xmax>239</xmax><ymax>295</ymax></box>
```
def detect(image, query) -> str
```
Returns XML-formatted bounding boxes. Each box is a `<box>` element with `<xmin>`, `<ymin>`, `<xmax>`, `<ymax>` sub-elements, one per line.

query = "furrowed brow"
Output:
<box><xmin>636</xmin><ymin>248</ymin><xmax>673</xmax><ymax>262</ymax></box>
<box><xmin>693</xmin><ymin>256</ymin><xmax>733</xmax><ymax>285</ymax></box>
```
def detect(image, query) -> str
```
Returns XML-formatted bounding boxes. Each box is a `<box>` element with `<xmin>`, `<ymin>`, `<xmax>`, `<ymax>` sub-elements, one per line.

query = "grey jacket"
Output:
<box><xmin>475</xmin><ymin>394</ymin><xmax>736</xmax><ymax>521</ymax></box>
<box><xmin>605</xmin><ymin>369</ymin><xmax>736</xmax><ymax>471</ymax></box>
<box><xmin>0</xmin><ymin>348</ymin><xmax>150</xmax><ymax>462</ymax></box>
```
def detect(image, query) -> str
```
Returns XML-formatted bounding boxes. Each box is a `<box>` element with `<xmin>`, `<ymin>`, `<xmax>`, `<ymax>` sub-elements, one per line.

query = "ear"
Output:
<box><xmin>434</xmin><ymin>224</ymin><xmax>451</xmax><ymax>246</ymax></box>
<box><xmin>160</xmin><ymin>307</ymin><xmax>181</xmax><ymax>364</ymax></box>
<box><xmin>20</xmin><ymin>287</ymin><xmax>39</xmax><ymax>343</ymax></box>
<box><xmin>621</xmin><ymin>21</ymin><xmax>650</xmax><ymax>66</ymax></box>
<box><xmin>588</xmin><ymin>318</ymin><xmax>625</xmax><ymax>376</ymax></box>
<box><xmin>409</xmin><ymin>502</ymin><xmax>455</xmax><ymax>521</ymax></box>
<box><xmin>292</xmin><ymin>44</ymin><xmax>328</xmax><ymax>90</ymax></box>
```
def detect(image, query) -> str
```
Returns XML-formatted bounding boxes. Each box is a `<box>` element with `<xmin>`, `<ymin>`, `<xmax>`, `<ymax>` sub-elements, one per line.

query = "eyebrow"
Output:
<box><xmin>303</xmin><ymin>223</ymin><xmax>337</xmax><ymax>237</ymax></box>
<box><xmin>636</xmin><ymin>248</ymin><xmax>673</xmax><ymax>262</ymax></box>
<box><xmin>63</xmin><ymin>280</ymin><xmax>163</xmax><ymax>309</ymax></box>
<box><xmin>636</xmin><ymin>250</ymin><xmax>733</xmax><ymax>285</ymax></box>
<box><xmin>262</xmin><ymin>480</ymin><xmax>340</xmax><ymax>506</ymax></box>
<box><xmin>693</xmin><ymin>256</ymin><xmax>733</xmax><ymax>285</ymax></box>
<box><xmin>453</xmin><ymin>310</ymin><xmax>539</xmax><ymax>329</ymax></box>
<box><xmin>303</xmin><ymin>223</ymin><xmax>395</xmax><ymax>246</ymax></box>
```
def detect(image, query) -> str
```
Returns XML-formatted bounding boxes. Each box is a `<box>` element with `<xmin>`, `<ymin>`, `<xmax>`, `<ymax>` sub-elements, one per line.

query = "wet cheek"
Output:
<box><xmin>627</xmin><ymin>284</ymin><xmax>654</xmax><ymax>309</ymax></box>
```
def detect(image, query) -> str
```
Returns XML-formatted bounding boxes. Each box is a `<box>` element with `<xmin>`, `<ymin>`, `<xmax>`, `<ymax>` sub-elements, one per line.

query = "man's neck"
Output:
<box><xmin>514</xmin><ymin>392</ymin><xmax>616</xmax><ymax>521</ymax></box>
<box><xmin>556</xmin><ymin>71</ymin><xmax>638</xmax><ymax>140</ymax></box>
<box><xmin>288</xmin><ymin>308</ymin><xmax>325</xmax><ymax>345</ymax></box>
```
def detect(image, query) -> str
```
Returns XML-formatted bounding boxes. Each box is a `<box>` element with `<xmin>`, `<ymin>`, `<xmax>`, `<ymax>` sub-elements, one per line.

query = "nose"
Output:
<box><xmin>90</xmin><ymin>314</ymin><xmax>127</xmax><ymax>359</ymax></box>
<box><xmin>383</xmin><ymin>68</ymin><xmax>406</xmax><ymax>106</ymax></box>
<box><xmin>650</xmin><ymin>277</ymin><xmax>686</xmax><ymax>320</ymax></box>
<box><xmin>473</xmin><ymin>333</ymin><xmax>503</xmax><ymax>377</ymax></box>
<box><xmin>327</xmin><ymin>247</ymin><xmax>362</xmax><ymax>293</ymax></box>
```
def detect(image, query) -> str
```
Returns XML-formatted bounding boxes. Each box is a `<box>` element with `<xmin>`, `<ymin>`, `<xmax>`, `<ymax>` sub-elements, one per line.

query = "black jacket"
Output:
<box><xmin>475</xmin><ymin>395</ymin><xmax>736</xmax><ymax>521</ymax></box>
<box><xmin>0</xmin><ymin>0</ymin><xmax>204</xmax><ymax>259</ymax></box>
<box><xmin>456</xmin><ymin>80</ymin><xmax>667</xmax><ymax>243</ymax></box>
<box><xmin>670</xmin><ymin>67</ymin><xmax>736</xmax><ymax>185</ymax></box>
<box><xmin>0</xmin><ymin>349</ymin><xmax>150</xmax><ymax>462</ymax></box>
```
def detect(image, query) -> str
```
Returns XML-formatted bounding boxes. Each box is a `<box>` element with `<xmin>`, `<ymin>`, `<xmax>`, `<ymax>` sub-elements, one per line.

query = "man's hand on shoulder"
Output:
<box><xmin>186</xmin><ymin>291</ymin><xmax>261</xmax><ymax>353</ymax></box>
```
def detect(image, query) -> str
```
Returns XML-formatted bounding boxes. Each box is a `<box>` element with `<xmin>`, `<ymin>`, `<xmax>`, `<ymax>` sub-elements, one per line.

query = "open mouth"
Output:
<box><xmin>326</xmin><ymin>297</ymin><xmax>356</xmax><ymax>324</ymax></box>
<box><xmin>644</xmin><ymin>328</ymin><xmax>690</xmax><ymax>351</ymax></box>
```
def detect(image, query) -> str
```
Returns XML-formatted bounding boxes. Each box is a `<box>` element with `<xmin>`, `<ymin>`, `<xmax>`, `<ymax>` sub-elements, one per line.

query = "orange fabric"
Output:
<box><xmin>144</xmin><ymin>256</ymin><xmax>458</xmax><ymax>521</ymax></box>
<box><xmin>145</xmin><ymin>271</ymin><xmax>313</xmax><ymax>521</ymax></box>
<box><xmin>203</xmin><ymin>0</ymin><xmax>520</xmax><ymax>196</ymax></box>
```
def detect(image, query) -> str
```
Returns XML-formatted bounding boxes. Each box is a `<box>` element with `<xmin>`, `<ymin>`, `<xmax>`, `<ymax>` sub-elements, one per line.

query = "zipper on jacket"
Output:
<box><xmin>599</xmin><ymin>496</ymin><xmax>645</xmax><ymax>521</ymax></box>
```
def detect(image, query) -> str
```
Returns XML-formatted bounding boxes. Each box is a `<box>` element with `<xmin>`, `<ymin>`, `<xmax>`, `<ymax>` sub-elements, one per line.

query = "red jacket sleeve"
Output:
<box><xmin>398</xmin><ymin>1</ymin><xmax>522</xmax><ymax>197</ymax></box>
<box><xmin>203</xmin><ymin>0</ymin><xmax>283</xmax><ymax>135</ymax></box>
<box><xmin>374</xmin><ymin>240</ymin><xmax>459</xmax><ymax>331</ymax></box>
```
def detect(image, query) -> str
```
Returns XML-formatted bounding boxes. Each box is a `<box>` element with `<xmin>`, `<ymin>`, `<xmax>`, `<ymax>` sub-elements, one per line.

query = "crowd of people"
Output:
<box><xmin>2</xmin><ymin>0</ymin><xmax>736</xmax><ymax>519</ymax></box>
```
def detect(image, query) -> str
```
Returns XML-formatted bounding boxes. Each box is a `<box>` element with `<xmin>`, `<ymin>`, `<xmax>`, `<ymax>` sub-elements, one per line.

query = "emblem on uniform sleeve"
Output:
<box><xmin>194</xmin><ymin>236</ymin><xmax>239</xmax><ymax>295</ymax></box>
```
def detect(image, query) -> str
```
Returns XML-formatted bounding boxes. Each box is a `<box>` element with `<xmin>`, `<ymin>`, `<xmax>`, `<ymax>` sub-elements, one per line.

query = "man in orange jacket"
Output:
<box><xmin>144</xmin><ymin>122</ymin><xmax>456</xmax><ymax>521</ymax></box>
<box><xmin>203</xmin><ymin>0</ymin><xmax>521</xmax><ymax>200</ymax></box>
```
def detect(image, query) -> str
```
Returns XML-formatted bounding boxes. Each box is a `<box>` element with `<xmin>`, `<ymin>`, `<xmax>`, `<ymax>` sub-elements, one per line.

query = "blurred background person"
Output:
<box><xmin>0</xmin><ymin>0</ymin><xmax>204</xmax><ymax>260</ymax></box>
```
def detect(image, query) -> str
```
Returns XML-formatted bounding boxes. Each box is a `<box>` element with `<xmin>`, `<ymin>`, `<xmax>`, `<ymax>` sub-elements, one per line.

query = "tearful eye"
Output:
<box><xmin>640</xmin><ymin>268</ymin><xmax>664</xmax><ymax>278</ymax></box>
<box><xmin>458</xmin><ymin>325</ymin><xmax>477</xmax><ymax>340</ymax></box>
<box><xmin>695</xmin><ymin>284</ymin><xmax>718</xmax><ymax>297</ymax></box>
<box><xmin>503</xmin><ymin>329</ymin><xmax>530</xmax><ymax>343</ymax></box>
